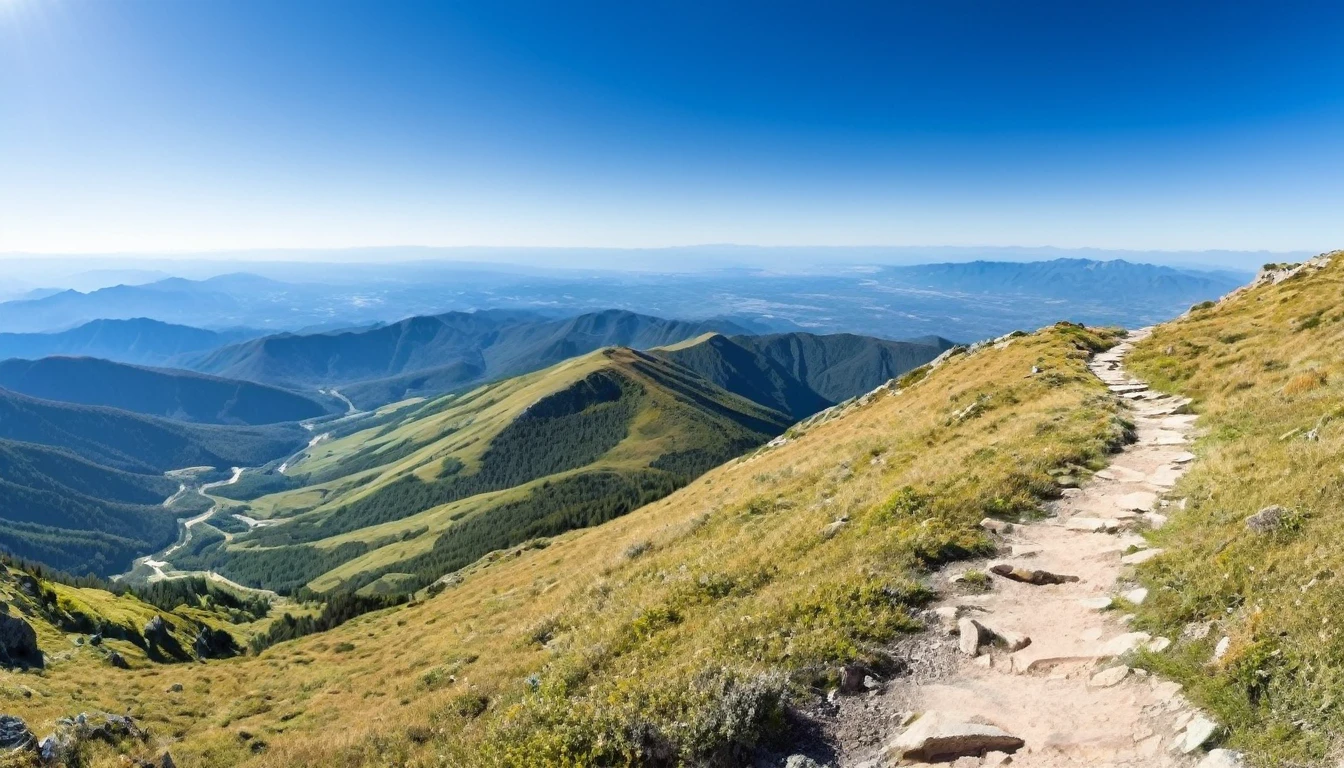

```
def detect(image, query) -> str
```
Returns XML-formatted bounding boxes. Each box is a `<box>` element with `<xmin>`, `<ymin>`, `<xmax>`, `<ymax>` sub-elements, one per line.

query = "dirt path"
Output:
<box><xmin>820</xmin><ymin>329</ymin><xmax>1233</xmax><ymax>767</ymax></box>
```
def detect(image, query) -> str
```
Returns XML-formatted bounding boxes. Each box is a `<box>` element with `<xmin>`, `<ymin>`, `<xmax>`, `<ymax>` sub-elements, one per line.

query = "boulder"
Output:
<box><xmin>989</xmin><ymin>564</ymin><xmax>1078</xmax><ymax>585</ymax></box>
<box><xmin>144</xmin><ymin>615</ymin><xmax>170</xmax><ymax>643</ymax></box>
<box><xmin>882</xmin><ymin>711</ymin><xmax>1024</xmax><ymax>763</ymax></box>
<box><xmin>1180</xmin><ymin>715</ymin><xmax>1220</xmax><ymax>753</ymax></box>
<box><xmin>1245</xmin><ymin>505</ymin><xmax>1287</xmax><ymax>534</ymax></box>
<box><xmin>0</xmin><ymin>613</ymin><xmax>40</xmax><ymax>667</ymax></box>
<box><xmin>0</xmin><ymin>715</ymin><xmax>35</xmax><ymax>752</ymax></box>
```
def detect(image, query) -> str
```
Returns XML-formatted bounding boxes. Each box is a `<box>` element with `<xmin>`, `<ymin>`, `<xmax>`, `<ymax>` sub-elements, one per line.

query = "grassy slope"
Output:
<box><xmin>3</xmin><ymin>322</ymin><xmax>1127</xmax><ymax>767</ymax></box>
<box><xmin>183</xmin><ymin>347</ymin><xmax>792</xmax><ymax>593</ymax></box>
<box><xmin>1126</xmin><ymin>251</ymin><xmax>1344</xmax><ymax>765</ymax></box>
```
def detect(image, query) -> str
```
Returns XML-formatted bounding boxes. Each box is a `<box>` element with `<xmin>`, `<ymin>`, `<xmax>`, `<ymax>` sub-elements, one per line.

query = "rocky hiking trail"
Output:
<box><xmin>798</xmin><ymin>329</ymin><xmax>1244</xmax><ymax>768</ymax></box>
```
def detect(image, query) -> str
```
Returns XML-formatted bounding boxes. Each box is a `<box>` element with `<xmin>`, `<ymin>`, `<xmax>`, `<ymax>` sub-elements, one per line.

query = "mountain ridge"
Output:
<box><xmin>0</xmin><ymin>356</ymin><xmax>338</xmax><ymax>425</ymax></box>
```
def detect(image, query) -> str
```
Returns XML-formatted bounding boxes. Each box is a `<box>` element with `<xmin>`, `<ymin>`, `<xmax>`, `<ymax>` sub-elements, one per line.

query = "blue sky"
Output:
<box><xmin>2</xmin><ymin>0</ymin><xmax>1343</xmax><ymax>254</ymax></box>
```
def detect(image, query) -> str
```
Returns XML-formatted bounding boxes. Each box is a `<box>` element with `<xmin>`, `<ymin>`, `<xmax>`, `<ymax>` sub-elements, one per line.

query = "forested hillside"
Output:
<box><xmin>192</xmin><ymin>309</ymin><xmax>749</xmax><ymax>407</ymax></box>
<box><xmin>659</xmin><ymin>331</ymin><xmax>955</xmax><ymax>418</ymax></box>
<box><xmin>163</xmin><ymin>346</ymin><xmax>790</xmax><ymax>594</ymax></box>
<box><xmin>0</xmin><ymin>439</ymin><xmax>181</xmax><ymax>574</ymax></box>
<box><xmin>0</xmin><ymin>388</ymin><xmax>309</xmax><ymax>474</ymax></box>
<box><xmin>0</xmin><ymin>356</ymin><xmax>337</xmax><ymax>425</ymax></box>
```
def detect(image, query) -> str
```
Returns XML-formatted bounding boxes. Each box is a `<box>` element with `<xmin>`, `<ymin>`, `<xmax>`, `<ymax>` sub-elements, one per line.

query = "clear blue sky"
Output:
<box><xmin>2</xmin><ymin>0</ymin><xmax>1342</xmax><ymax>254</ymax></box>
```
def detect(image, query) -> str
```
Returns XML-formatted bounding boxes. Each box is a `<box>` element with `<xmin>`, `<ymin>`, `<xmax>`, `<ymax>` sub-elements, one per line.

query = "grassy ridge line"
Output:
<box><xmin>225</xmin><ymin>322</ymin><xmax>1123</xmax><ymax>767</ymax></box>
<box><xmin>5</xmin><ymin>322</ymin><xmax>1125</xmax><ymax>767</ymax></box>
<box><xmin>1126</xmin><ymin>251</ymin><xmax>1344</xmax><ymax>766</ymax></box>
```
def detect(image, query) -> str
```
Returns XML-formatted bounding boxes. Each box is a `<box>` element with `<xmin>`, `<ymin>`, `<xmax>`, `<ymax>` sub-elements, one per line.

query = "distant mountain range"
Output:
<box><xmin>0</xmin><ymin>357</ymin><xmax>338</xmax><ymax>425</ymax></box>
<box><xmin>193</xmin><ymin>309</ymin><xmax>754</xmax><ymax>408</ymax></box>
<box><xmin>0</xmin><ymin>318</ymin><xmax>261</xmax><ymax>366</ymax></box>
<box><xmin>880</xmin><ymin>258</ymin><xmax>1243</xmax><ymax>301</ymax></box>
<box><xmin>0</xmin><ymin>258</ymin><xmax>1248</xmax><ymax>340</ymax></box>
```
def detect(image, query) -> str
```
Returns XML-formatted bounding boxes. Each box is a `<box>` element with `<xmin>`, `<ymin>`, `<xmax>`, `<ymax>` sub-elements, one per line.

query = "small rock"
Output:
<box><xmin>1245</xmin><ymin>505</ymin><xmax>1287</xmax><ymax>534</ymax></box>
<box><xmin>1100</xmin><ymin>632</ymin><xmax>1152</xmax><ymax>657</ymax></box>
<box><xmin>1196</xmin><ymin>748</ymin><xmax>1244</xmax><ymax>768</ymax></box>
<box><xmin>1089</xmin><ymin>666</ymin><xmax>1130</xmax><ymax>688</ymax></box>
<box><xmin>983</xmin><ymin>751</ymin><xmax>1014</xmax><ymax>766</ymax></box>
<box><xmin>933</xmin><ymin>606</ymin><xmax>961</xmax><ymax>634</ymax></box>
<box><xmin>821</xmin><ymin>519</ymin><xmax>849</xmax><ymax>539</ymax></box>
<box><xmin>166</xmin><ymin>683</ymin><xmax>184</xmax><ymax>693</ymax></box>
<box><xmin>108</xmin><ymin>651</ymin><xmax>129</xmax><ymax>669</ymax></box>
<box><xmin>1143</xmin><ymin>512</ymin><xmax>1169</xmax><ymax>529</ymax></box>
<box><xmin>1124</xmin><ymin>588</ymin><xmax>1149</xmax><ymax>605</ymax></box>
<box><xmin>958</xmin><ymin>618</ymin><xmax>988</xmax><ymax>657</ymax></box>
<box><xmin>979</xmin><ymin>621</ymin><xmax>1031</xmax><ymax>651</ymax></box>
<box><xmin>1080</xmin><ymin>597</ymin><xmax>1113</xmax><ymax>610</ymax></box>
<box><xmin>1010</xmin><ymin>545</ymin><xmax>1041</xmax><ymax>558</ymax></box>
<box><xmin>882</xmin><ymin>711</ymin><xmax>1025</xmax><ymax>763</ymax></box>
<box><xmin>1121</xmin><ymin>548</ymin><xmax>1164</xmax><ymax>566</ymax></box>
<box><xmin>1180</xmin><ymin>715</ymin><xmax>1221</xmax><ymax>753</ymax></box>
<box><xmin>989</xmin><ymin>564</ymin><xmax>1079</xmax><ymax>585</ymax></box>
<box><xmin>980</xmin><ymin>518</ymin><xmax>1012</xmax><ymax>534</ymax></box>
<box><xmin>1147</xmin><ymin>637</ymin><xmax>1172</xmax><ymax>653</ymax></box>
<box><xmin>785</xmin><ymin>755</ymin><xmax>824</xmax><ymax>768</ymax></box>
<box><xmin>1213</xmin><ymin>636</ymin><xmax>1231</xmax><ymax>661</ymax></box>
<box><xmin>839</xmin><ymin>664</ymin><xmax>867</xmax><ymax>694</ymax></box>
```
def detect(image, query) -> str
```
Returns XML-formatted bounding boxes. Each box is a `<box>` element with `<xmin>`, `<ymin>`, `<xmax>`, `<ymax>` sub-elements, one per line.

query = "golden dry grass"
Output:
<box><xmin>1127</xmin><ymin>251</ymin><xmax>1344</xmax><ymax>765</ymax></box>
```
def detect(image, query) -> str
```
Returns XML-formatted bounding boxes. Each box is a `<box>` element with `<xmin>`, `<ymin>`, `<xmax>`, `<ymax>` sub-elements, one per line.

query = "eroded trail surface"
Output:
<box><xmin>820</xmin><ymin>329</ymin><xmax>1234</xmax><ymax>768</ymax></box>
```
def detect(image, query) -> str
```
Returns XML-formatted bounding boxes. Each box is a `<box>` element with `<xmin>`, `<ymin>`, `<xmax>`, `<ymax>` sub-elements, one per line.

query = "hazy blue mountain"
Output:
<box><xmin>658</xmin><ymin>332</ymin><xmax>954</xmax><ymax>419</ymax></box>
<box><xmin>881</xmin><ymin>258</ymin><xmax>1245</xmax><ymax>301</ymax></box>
<box><xmin>0</xmin><ymin>318</ymin><xmax>261</xmax><ymax>366</ymax></box>
<box><xmin>195</xmin><ymin>309</ymin><xmax>751</xmax><ymax>407</ymax></box>
<box><xmin>0</xmin><ymin>357</ymin><xmax>338</xmax><ymax>425</ymax></box>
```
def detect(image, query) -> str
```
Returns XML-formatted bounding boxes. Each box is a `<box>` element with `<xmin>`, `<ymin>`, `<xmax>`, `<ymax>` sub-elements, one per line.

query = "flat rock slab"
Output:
<box><xmin>882</xmin><ymin>711</ymin><xmax>1025</xmax><ymax>763</ymax></box>
<box><xmin>1066</xmin><ymin>517</ymin><xmax>1121</xmax><ymax>533</ymax></box>
<box><xmin>1121</xmin><ymin>548</ymin><xmax>1164</xmax><ymax>565</ymax></box>
<box><xmin>990</xmin><ymin>564</ymin><xmax>1079</xmax><ymax>585</ymax></box>
<box><xmin>1116</xmin><ymin>491</ymin><xmax>1158</xmax><ymax>512</ymax></box>
<box><xmin>1094</xmin><ymin>466</ymin><xmax>1147</xmax><ymax>483</ymax></box>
